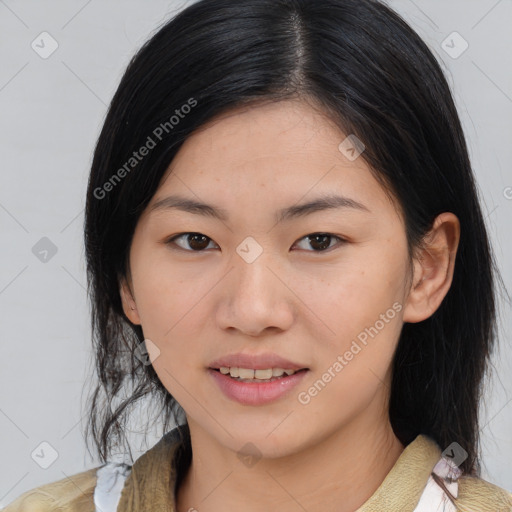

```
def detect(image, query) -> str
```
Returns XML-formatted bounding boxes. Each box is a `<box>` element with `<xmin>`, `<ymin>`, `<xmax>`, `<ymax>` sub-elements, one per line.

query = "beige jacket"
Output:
<box><xmin>3</xmin><ymin>427</ymin><xmax>512</xmax><ymax>511</ymax></box>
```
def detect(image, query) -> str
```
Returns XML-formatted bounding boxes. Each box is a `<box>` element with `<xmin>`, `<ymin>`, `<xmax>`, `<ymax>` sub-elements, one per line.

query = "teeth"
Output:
<box><xmin>218</xmin><ymin>367</ymin><xmax>299</xmax><ymax>379</ymax></box>
<box><xmin>238</xmin><ymin>368</ymin><xmax>254</xmax><ymax>379</ymax></box>
<box><xmin>255</xmin><ymin>369</ymin><xmax>273</xmax><ymax>379</ymax></box>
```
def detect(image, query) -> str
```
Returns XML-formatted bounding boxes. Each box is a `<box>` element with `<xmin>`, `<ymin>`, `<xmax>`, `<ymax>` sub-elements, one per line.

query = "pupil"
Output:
<box><xmin>310</xmin><ymin>234</ymin><xmax>330</xmax><ymax>251</ymax></box>
<box><xmin>189</xmin><ymin>234</ymin><xmax>209</xmax><ymax>250</ymax></box>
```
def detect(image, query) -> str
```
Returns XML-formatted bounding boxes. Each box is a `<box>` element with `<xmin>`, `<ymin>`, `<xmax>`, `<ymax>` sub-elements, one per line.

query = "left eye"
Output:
<box><xmin>292</xmin><ymin>233</ymin><xmax>346</xmax><ymax>252</ymax></box>
<box><xmin>165</xmin><ymin>232</ymin><xmax>345</xmax><ymax>252</ymax></box>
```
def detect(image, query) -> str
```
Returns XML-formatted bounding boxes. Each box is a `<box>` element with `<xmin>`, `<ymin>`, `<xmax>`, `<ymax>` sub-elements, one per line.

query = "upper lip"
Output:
<box><xmin>208</xmin><ymin>352</ymin><xmax>308</xmax><ymax>371</ymax></box>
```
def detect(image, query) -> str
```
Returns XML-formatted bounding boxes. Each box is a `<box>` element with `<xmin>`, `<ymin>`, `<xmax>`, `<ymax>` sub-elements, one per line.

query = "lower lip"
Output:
<box><xmin>208</xmin><ymin>368</ymin><xmax>309</xmax><ymax>406</ymax></box>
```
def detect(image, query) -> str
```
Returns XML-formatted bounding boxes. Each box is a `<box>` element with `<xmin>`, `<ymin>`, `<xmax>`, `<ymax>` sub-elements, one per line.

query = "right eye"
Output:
<box><xmin>165</xmin><ymin>232</ymin><xmax>220</xmax><ymax>252</ymax></box>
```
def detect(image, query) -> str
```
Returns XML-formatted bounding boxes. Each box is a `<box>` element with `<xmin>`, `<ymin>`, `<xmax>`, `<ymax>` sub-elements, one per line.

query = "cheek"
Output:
<box><xmin>130</xmin><ymin>242</ymin><xmax>207</xmax><ymax>331</ymax></box>
<box><xmin>129</xmin><ymin>249</ymin><xmax>220</xmax><ymax>377</ymax></box>
<box><xmin>302</xmin><ymin>246</ymin><xmax>406</xmax><ymax>335</ymax></box>
<box><xmin>294</xmin><ymin>257</ymin><xmax>406</xmax><ymax>424</ymax></box>
<box><xmin>132</xmin><ymin>264</ymin><xmax>207</xmax><ymax>391</ymax></box>
<box><xmin>296</xmin><ymin>249</ymin><xmax>407</xmax><ymax>399</ymax></box>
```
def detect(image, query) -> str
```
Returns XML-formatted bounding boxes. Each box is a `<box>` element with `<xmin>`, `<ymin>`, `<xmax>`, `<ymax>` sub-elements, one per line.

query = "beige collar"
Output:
<box><xmin>356</xmin><ymin>434</ymin><xmax>441</xmax><ymax>511</ymax></box>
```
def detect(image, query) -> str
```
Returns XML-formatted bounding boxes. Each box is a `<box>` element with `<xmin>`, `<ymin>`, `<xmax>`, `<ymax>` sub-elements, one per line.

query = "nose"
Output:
<box><xmin>215</xmin><ymin>250</ymin><xmax>295</xmax><ymax>337</ymax></box>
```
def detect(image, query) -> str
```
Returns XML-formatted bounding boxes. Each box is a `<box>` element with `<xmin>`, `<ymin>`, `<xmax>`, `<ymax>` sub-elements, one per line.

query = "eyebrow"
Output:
<box><xmin>150</xmin><ymin>193</ymin><xmax>370</xmax><ymax>223</ymax></box>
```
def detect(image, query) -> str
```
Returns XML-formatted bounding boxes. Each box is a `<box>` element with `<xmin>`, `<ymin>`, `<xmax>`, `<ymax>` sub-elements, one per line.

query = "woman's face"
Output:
<box><xmin>122</xmin><ymin>99</ymin><xmax>413</xmax><ymax>457</ymax></box>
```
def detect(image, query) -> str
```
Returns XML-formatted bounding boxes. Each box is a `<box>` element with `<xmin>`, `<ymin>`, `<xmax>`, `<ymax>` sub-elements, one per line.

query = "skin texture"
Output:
<box><xmin>120</xmin><ymin>99</ymin><xmax>460</xmax><ymax>512</ymax></box>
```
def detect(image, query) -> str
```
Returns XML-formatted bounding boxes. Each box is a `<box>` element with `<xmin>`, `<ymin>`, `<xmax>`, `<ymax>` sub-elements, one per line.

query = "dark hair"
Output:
<box><xmin>83</xmin><ymin>0</ymin><xmax>504</xmax><ymax>475</ymax></box>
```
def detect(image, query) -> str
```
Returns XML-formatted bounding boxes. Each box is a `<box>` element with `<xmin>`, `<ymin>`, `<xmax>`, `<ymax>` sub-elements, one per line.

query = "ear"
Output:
<box><xmin>120</xmin><ymin>276</ymin><xmax>141</xmax><ymax>325</ymax></box>
<box><xmin>402</xmin><ymin>212</ymin><xmax>460</xmax><ymax>323</ymax></box>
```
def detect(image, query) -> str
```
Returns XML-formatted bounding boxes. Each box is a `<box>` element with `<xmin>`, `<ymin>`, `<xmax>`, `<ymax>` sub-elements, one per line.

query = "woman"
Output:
<box><xmin>5</xmin><ymin>0</ymin><xmax>512</xmax><ymax>510</ymax></box>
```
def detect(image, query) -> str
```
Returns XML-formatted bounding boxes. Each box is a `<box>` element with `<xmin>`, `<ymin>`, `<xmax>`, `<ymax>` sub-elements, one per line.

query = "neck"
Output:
<box><xmin>176</xmin><ymin>401</ymin><xmax>404</xmax><ymax>512</ymax></box>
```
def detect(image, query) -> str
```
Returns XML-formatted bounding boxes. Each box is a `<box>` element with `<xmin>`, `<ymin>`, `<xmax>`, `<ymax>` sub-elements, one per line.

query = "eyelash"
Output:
<box><xmin>165</xmin><ymin>232</ymin><xmax>347</xmax><ymax>253</ymax></box>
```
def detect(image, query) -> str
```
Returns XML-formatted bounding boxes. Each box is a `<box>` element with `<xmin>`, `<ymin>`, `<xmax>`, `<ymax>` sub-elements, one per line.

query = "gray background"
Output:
<box><xmin>1</xmin><ymin>0</ymin><xmax>511</xmax><ymax>506</ymax></box>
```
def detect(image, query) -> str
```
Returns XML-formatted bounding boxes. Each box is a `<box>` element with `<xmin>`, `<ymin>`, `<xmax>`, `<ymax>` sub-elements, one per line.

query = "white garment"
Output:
<box><xmin>93</xmin><ymin>456</ymin><xmax>462</xmax><ymax>512</ymax></box>
<box><xmin>412</xmin><ymin>457</ymin><xmax>462</xmax><ymax>512</ymax></box>
<box><xmin>93</xmin><ymin>462</ymin><xmax>132</xmax><ymax>512</ymax></box>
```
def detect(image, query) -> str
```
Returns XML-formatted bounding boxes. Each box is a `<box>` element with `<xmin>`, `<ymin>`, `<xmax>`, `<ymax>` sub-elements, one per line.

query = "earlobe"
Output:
<box><xmin>120</xmin><ymin>278</ymin><xmax>141</xmax><ymax>325</ymax></box>
<box><xmin>402</xmin><ymin>212</ymin><xmax>460</xmax><ymax>323</ymax></box>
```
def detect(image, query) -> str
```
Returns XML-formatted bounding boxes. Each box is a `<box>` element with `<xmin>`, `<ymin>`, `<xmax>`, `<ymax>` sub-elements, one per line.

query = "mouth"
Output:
<box><xmin>208</xmin><ymin>366</ymin><xmax>310</xmax><ymax>405</ymax></box>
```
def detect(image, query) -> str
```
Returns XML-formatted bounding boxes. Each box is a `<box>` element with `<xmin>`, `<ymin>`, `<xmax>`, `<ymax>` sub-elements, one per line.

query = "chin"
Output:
<box><xmin>217</xmin><ymin>424</ymin><xmax>310</xmax><ymax>460</ymax></box>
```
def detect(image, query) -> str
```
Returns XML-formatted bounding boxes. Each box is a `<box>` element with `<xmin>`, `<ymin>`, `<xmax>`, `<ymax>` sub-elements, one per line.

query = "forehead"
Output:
<box><xmin>151</xmin><ymin>99</ymin><xmax>399</xmax><ymax>222</ymax></box>
<box><xmin>172</xmin><ymin>99</ymin><xmax>348</xmax><ymax>170</ymax></box>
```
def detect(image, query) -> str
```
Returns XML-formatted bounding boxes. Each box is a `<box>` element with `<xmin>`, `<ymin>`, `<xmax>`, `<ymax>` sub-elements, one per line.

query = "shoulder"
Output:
<box><xmin>2</xmin><ymin>466</ymin><xmax>99</xmax><ymax>512</ymax></box>
<box><xmin>455</xmin><ymin>473</ymin><xmax>512</xmax><ymax>512</ymax></box>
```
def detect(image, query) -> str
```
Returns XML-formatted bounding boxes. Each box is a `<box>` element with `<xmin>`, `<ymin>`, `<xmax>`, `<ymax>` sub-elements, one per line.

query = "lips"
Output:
<box><xmin>208</xmin><ymin>367</ymin><xmax>309</xmax><ymax>405</ymax></box>
<box><xmin>208</xmin><ymin>352</ymin><xmax>308</xmax><ymax>371</ymax></box>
